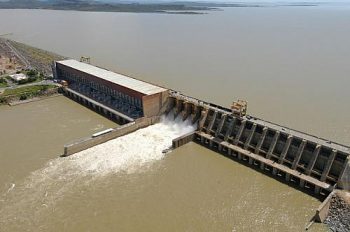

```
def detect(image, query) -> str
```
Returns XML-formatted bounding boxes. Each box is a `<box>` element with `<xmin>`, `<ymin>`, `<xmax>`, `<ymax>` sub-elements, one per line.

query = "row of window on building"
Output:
<box><xmin>58</xmin><ymin>68</ymin><xmax>143</xmax><ymax>108</ymax></box>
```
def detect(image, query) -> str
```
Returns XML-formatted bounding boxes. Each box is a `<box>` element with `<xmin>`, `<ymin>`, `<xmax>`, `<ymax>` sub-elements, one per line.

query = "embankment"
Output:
<box><xmin>5</xmin><ymin>39</ymin><xmax>66</xmax><ymax>75</ymax></box>
<box><xmin>0</xmin><ymin>85</ymin><xmax>59</xmax><ymax>105</ymax></box>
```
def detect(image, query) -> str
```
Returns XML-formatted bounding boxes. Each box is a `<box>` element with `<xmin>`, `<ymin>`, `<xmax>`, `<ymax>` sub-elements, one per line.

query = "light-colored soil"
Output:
<box><xmin>337</xmin><ymin>190</ymin><xmax>350</xmax><ymax>205</ymax></box>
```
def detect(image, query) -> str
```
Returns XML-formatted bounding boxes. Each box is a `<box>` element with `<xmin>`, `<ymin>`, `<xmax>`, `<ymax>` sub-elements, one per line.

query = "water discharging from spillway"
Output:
<box><xmin>0</xmin><ymin>115</ymin><xmax>196</xmax><ymax>230</ymax></box>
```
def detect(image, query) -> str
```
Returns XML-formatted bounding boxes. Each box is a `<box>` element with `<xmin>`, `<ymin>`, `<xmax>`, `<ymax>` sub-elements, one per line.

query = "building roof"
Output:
<box><xmin>56</xmin><ymin>59</ymin><xmax>167</xmax><ymax>96</ymax></box>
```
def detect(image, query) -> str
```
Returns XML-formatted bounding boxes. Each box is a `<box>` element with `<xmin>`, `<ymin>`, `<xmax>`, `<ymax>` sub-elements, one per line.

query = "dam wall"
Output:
<box><xmin>166</xmin><ymin>92</ymin><xmax>350</xmax><ymax>195</ymax></box>
<box><xmin>56</xmin><ymin>59</ymin><xmax>349</xmax><ymax>195</ymax></box>
<box><xmin>63</xmin><ymin>116</ymin><xmax>160</xmax><ymax>156</ymax></box>
<box><xmin>314</xmin><ymin>190</ymin><xmax>335</xmax><ymax>222</ymax></box>
<box><xmin>172</xmin><ymin>132</ymin><xmax>195</xmax><ymax>149</ymax></box>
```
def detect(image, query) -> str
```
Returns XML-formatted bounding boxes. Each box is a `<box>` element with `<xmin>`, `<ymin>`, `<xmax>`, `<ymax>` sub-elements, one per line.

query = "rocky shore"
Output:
<box><xmin>325</xmin><ymin>191</ymin><xmax>350</xmax><ymax>232</ymax></box>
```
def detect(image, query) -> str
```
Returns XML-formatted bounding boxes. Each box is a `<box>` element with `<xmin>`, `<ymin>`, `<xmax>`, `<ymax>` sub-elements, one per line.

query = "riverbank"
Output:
<box><xmin>8</xmin><ymin>93</ymin><xmax>62</xmax><ymax>106</ymax></box>
<box><xmin>5</xmin><ymin>39</ymin><xmax>66</xmax><ymax>75</ymax></box>
<box><xmin>0</xmin><ymin>38</ymin><xmax>65</xmax><ymax>105</ymax></box>
<box><xmin>0</xmin><ymin>84</ymin><xmax>60</xmax><ymax>105</ymax></box>
<box><xmin>0</xmin><ymin>0</ymin><xmax>212</xmax><ymax>14</ymax></box>
<box><xmin>0</xmin><ymin>38</ymin><xmax>65</xmax><ymax>76</ymax></box>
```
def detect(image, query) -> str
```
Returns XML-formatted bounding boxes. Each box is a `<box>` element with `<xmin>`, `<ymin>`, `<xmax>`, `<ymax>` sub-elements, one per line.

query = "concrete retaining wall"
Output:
<box><xmin>172</xmin><ymin>132</ymin><xmax>195</xmax><ymax>149</ymax></box>
<box><xmin>63</xmin><ymin>116</ymin><xmax>160</xmax><ymax>156</ymax></box>
<box><xmin>315</xmin><ymin>191</ymin><xmax>335</xmax><ymax>222</ymax></box>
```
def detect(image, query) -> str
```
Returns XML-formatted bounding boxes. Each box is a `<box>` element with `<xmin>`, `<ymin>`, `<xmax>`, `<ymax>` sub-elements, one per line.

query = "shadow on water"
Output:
<box><xmin>193</xmin><ymin>141</ymin><xmax>327</xmax><ymax>202</ymax></box>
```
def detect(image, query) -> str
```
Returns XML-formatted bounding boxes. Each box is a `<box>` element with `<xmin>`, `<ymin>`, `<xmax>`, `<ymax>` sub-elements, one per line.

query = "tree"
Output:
<box><xmin>20</xmin><ymin>94</ymin><xmax>27</xmax><ymax>100</ymax></box>
<box><xmin>27</xmin><ymin>70</ymin><xmax>37</xmax><ymax>78</ymax></box>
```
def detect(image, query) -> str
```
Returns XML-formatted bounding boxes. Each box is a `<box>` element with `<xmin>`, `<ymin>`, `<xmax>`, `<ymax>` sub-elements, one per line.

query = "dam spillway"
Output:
<box><xmin>53</xmin><ymin>59</ymin><xmax>350</xmax><ymax>197</ymax></box>
<box><xmin>167</xmin><ymin>93</ymin><xmax>350</xmax><ymax>196</ymax></box>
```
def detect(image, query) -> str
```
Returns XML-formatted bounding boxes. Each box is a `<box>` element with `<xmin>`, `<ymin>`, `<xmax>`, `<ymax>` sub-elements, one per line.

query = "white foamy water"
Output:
<box><xmin>0</xmin><ymin>115</ymin><xmax>196</xmax><ymax>230</ymax></box>
<box><xmin>69</xmin><ymin>114</ymin><xmax>195</xmax><ymax>176</ymax></box>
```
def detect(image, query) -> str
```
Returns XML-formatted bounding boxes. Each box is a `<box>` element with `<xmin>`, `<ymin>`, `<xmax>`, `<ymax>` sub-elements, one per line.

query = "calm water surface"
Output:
<box><xmin>0</xmin><ymin>6</ymin><xmax>348</xmax><ymax>231</ymax></box>
<box><xmin>1</xmin><ymin>6</ymin><xmax>349</xmax><ymax>144</ymax></box>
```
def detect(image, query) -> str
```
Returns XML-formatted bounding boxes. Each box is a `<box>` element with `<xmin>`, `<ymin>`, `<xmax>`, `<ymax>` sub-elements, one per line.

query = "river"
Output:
<box><xmin>0</xmin><ymin>97</ymin><xmax>326</xmax><ymax>231</ymax></box>
<box><xmin>1</xmin><ymin>5</ymin><xmax>348</xmax><ymax>231</ymax></box>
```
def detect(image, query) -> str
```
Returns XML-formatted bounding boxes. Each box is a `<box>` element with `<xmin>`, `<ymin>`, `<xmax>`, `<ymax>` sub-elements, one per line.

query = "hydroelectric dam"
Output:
<box><xmin>52</xmin><ymin>59</ymin><xmax>350</xmax><ymax>224</ymax></box>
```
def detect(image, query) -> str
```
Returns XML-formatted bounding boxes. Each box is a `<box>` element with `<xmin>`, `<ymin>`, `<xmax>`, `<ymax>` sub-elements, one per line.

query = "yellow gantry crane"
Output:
<box><xmin>231</xmin><ymin>99</ymin><xmax>248</xmax><ymax>117</ymax></box>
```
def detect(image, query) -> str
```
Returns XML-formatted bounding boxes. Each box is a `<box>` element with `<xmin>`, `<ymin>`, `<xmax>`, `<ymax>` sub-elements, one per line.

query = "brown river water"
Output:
<box><xmin>0</xmin><ymin>97</ymin><xmax>326</xmax><ymax>231</ymax></box>
<box><xmin>1</xmin><ymin>5</ymin><xmax>349</xmax><ymax>231</ymax></box>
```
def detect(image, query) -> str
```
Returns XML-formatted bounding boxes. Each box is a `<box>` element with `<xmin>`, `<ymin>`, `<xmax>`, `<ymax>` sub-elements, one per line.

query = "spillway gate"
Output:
<box><xmin>167</xmin><ymin>92</ymin><xmax>350</xmax><ymax>195</ymax></box>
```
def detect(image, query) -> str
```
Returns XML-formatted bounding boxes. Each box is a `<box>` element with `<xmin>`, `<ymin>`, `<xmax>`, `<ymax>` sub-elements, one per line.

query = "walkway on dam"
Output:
<box><xmin>171</xmin><ymin>91</ymin><xmax>349</xmax><ymax>154</ymax></box>
<box><xmin>248</xmin><ymin>118</ymin><xmax>350</xmax><ymax>154</ymax></box>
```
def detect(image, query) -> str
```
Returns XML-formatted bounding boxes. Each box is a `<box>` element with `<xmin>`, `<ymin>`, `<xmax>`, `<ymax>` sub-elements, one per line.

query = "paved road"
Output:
<box><xmin>4</xmin><ymin>40</ymin><xmax>31</xmax><ymax>69</ymax></box>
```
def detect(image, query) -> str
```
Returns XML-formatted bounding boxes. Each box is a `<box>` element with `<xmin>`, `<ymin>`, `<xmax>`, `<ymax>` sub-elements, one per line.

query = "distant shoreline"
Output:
<box><xmin>0</xmin><ymin>1</ymin><xmax>213</xmax><ymax>15</ymax></box>
<box><xmin>0</xmin><ymin>1</ymin><xmax>324</xmax><ymax>15</ymax></box>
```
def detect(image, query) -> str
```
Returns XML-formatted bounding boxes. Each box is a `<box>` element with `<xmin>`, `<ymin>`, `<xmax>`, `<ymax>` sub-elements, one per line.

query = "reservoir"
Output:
<box><xmin>0</xmin><ymin>5</ymin><xmax>349</xmax><ymax>231</ymax></box>
<box><xmin>1</xmin><ymin>6</ymin><xmax>350</xmax><ymax>144</ymax></box>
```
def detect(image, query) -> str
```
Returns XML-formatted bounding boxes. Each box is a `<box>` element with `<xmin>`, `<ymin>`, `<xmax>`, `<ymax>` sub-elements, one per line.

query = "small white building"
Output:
<box><xmin>10</xmin><ymin>73</ymin><xmax>28</xmax><ymax>82</ymax></box>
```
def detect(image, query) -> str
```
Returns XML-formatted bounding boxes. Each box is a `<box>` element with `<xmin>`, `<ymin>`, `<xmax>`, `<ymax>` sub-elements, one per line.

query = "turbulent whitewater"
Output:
<box><xmin>0</xmin><ymin>115</ymin><xmax>196</xmax><ymax>229</ymax></box>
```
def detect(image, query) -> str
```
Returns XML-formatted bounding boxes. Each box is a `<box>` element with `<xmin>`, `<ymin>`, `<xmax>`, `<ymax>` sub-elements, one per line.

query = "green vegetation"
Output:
<box><xmin>19</xmin><ymin>94</ymin><xmax>27</xmax><ymax>100</ymax></box>
<box><xmin>16</xmin><ymin>70</ymin><xmax>44</xmax><ymax>85</ymax></box>
<box><xmin>0</xmin><ymin>96</ymin><xmax>6</xmax><ymax>104</ymax></box>
<box><xmin>26</xmin><ymin>69</ymin><xmax>37</xmax><ymax>77</ymax></box>
<box><xmin>1</xmin><ymin>85</ymin><xmax>56</xmax><ymax>97</ymax></box>
<box><xmin>0</xmin><ymin>0</ymin><xmax>212</xmax><ymax>14</ymax></box>
<box><xmin>0</xmin><ymin>77</ymin><xmax>8</xmax><ymax>88</ymax></box>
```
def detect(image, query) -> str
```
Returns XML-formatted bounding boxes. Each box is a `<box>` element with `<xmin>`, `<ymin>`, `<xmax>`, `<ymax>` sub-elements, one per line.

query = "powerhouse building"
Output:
<box><xmin>53</xmin><ymin>59</ymin><xmax>169</xmax><ymax>119</ymax></box>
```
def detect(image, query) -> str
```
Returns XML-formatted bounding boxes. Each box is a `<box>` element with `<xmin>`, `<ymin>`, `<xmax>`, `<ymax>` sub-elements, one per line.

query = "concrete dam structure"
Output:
<box><xmin>53</xmin><ymin>59</ymin><xmax>350</xmax><ymax>198</ymax></box>
<box><xmin>166</xmin><ymin>94</ymin><xmax>350</xmax><ymax>196</ymax></box>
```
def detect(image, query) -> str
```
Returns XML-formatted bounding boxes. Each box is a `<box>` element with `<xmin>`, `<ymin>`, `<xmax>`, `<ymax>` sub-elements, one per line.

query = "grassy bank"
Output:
<box><xmin>0</xmin><ymin>84</ymin><xmax>59</xmax><ymax>104</ymax></box>
<box><xmin>1</xmin><ymin>85</ymin><xmax>56</xmax><ymax>97</ymax></box>
<box><xmin>0</xmin><ymin>78</ymin><xmax>8</xmax><ymax>88</ymax></box>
